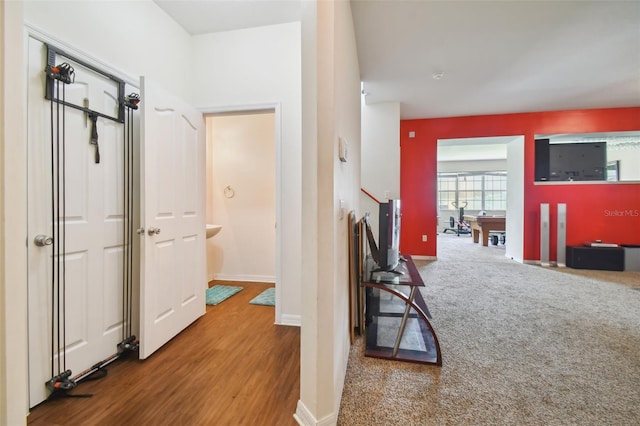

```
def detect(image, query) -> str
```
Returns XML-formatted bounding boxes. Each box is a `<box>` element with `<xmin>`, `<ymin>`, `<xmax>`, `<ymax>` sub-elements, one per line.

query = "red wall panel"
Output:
<box><xmin>400</xmin><ymin>107</ymin><xmax>640</xmax><ymax>261</ymax></box>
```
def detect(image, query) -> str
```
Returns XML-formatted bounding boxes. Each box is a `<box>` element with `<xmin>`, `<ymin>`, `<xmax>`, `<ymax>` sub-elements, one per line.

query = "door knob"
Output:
<box><xmin>34</xmin><ymin>235</ymin><xmax>53</xmax><ymax>247</ymax></box>
<box><xmin>147</xmin><ymin>227</ymin><xmax>161</xmax><ymax>236</ymax></box>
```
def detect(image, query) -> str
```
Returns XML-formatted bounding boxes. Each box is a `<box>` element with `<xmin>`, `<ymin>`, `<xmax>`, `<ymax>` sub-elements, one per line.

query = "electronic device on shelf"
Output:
<box><xmin>363</xmin><ymin>199</ymin><xmax>402</xmax><ymax>274</ymax></box>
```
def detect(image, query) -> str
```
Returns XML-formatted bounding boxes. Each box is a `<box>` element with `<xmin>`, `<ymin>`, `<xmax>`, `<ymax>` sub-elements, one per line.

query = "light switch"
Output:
<box><xmin>339</xmin><ymin>138</ymin><xmax>348</xmax><ymax>162</ymax></box>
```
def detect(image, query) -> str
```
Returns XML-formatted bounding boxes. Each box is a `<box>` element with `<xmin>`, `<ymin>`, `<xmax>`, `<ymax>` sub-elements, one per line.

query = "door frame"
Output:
<box><xmin>2</xmin><ymin>3</ymin><xmax>29</xmax><ymax>423</ymax></box>
<box><xmin>435</xmin><ymin>135</ymin><xmax>525</xmax><ymax>262</ymax></box>
<box><xmin>201</xmin><ymin>103</ymin><xmax>283</xmax><ymax>324</ymax></box>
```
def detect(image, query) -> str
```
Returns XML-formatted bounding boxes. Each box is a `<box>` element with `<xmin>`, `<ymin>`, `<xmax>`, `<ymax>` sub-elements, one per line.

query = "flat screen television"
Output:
<box><xmin>549</xmin><ymin>142</ymin><xmax>607</xmax><ymax>181</ymax></box>
<box><xmin>535</xmin><ymin>139</ymin><xmax>607</xmax><ymax>181</ymax></box>
<box><xmin>363</xmin><ymin>199</ymin><xmax>402</xmax><ymax>272</ymax></box>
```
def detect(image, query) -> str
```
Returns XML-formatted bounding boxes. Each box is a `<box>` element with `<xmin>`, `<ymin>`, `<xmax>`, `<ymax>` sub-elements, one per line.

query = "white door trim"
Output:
<box><xmin>3</xmin><ymin>5</ymin><xmax>29</xmax><ymax>423</ymax></box>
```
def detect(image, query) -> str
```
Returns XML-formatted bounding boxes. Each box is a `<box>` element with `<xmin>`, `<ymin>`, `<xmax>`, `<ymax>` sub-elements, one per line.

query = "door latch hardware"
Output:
<box><xmin>34</xmin><ymin>235</ymin><xmax>53</xmax><ymax>247</ymax></box>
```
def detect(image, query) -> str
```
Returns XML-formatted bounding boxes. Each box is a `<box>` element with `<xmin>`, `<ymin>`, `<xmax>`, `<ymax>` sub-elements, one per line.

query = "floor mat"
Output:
<box><xmin>249</xmin><ymin>287</ymin><xmax>275</xmax><ymax>306</ymax></box>
<box><xmin>206</xmin><ymin>285</ymin><xmax>243</xmax><ymax>305</ymax></box>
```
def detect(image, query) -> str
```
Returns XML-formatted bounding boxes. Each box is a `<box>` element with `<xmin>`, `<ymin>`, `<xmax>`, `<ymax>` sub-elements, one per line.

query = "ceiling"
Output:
<box><xmin>352</xmin><ymin>0</ymin><xmax>640</xmax><ymax>119</ymax></box>
<box><xmin>154</xmin><ymin>0</ymin><xmax>640</xmax><ymax>121</ymax></box>
<box><xmin>154</xmin><ymin>0</ymin><xmax>300</xmax><ymax>34</ymax></box>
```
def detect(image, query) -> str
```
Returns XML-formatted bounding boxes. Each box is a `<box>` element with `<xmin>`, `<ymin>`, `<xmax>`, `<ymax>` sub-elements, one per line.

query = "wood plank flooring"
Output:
<box><xmin>28</xmin><ymin>281</ymin><xmax>300</xmax><ymax>425</ymax></box>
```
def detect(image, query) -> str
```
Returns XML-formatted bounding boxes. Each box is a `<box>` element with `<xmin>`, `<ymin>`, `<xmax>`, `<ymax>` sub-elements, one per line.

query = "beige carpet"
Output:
<box><xmin>338</xmin><ymin>233</ymin><xmax>640</xmax><ymax>425</ymax></box>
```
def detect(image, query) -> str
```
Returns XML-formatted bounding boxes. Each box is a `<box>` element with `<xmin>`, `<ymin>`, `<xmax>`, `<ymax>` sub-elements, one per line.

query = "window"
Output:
<box><xmin>437</xmin><ymin>172</ymin><xmax>507</xmax><ymax>212</ymax></box>
<box><xmin>458</xmin><ymin>175</ymin><xmax>483</xmax><ymax>210</ymax></box>
<box><xmin>484</xmin><ymin>174</ymin><xmax>507</xmax><ymax>210</ymax></box>
<box><xmin>437</xmin><ymin>176</ymin><xmax>457</xmax><ymax>211</ymax></box>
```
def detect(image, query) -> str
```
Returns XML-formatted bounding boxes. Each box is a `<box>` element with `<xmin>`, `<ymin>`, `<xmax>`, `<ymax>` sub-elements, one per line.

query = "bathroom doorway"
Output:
<box><xmin>205</xmin><ymin>109</ymin><xmax>280</xmax><ymax>315</ymax></box>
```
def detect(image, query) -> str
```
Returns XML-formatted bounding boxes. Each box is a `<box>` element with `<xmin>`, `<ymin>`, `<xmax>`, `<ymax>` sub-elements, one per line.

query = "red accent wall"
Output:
<box><xmin>400</xmin><ymin>107</ymin><xmax>640</xmax><ymax>261</ymax></box>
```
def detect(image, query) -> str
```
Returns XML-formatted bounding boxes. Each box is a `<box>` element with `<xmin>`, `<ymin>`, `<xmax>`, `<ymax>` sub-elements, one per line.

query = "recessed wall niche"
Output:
<box><xmin>534</xmin><ymin>131</ymin><xmax>640</xmax><ymax>182</ymax></box>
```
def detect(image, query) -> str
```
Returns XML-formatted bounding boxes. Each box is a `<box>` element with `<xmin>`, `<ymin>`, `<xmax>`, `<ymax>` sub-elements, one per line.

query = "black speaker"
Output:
<box><xmin>535</xmin><ymin>138</ymin><xmax>550</xmax><ymax>181</ymax></box>
<box><xmin>566</xmin><ymin>246</ymin><xmax>625</xmax><ymax>271</ymax></box>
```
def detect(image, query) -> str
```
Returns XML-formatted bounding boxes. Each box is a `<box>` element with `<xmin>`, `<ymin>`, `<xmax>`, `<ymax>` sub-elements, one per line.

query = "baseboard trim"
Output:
<box><xmin>294</xmin><ymin>400</ymin><xmax>314</xmax><ymax>426</ymax></box>
<box><xmin>507</xmin><ymin>255</ymin><xmax>524</xmax><ymax>263</ymax></box>
<box><xmin>278</xmin><ymin>314</ymin><xmax>301</xmax><ymax>327</ymax></box>
<box><xmin>294</xmin><ymin>400</ymin><xmax>336</xmax><ymax>426</ymax></box>
<box><xmin>524</xmin><ymin>259</ymin><xmax>559</xmax><ymax>267</ymax></box>
<box><xmin>212</xmin><ymin>273</ymin><xmax>276</xmax><ymax>283</ymax></box>
<box><xmin>410</xmin><ymin>255</ymin><xmax>437</xmax><ymax>261</ymax></box>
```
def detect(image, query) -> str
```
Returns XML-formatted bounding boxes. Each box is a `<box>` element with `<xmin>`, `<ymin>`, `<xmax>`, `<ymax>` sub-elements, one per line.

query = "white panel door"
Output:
<box><xmin>26</xmin><ymin>37</ymin><xmax>132</xmax><ymax>407</ymax></box>
<box><xmin>139</xmin><ymin>77</ymin><xmax>206</xmax><ymax>359</ymax></box>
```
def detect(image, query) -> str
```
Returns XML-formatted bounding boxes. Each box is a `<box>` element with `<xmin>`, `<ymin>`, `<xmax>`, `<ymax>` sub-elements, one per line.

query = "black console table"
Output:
<box><xmin>566</xmin><ymin>246</ymin><xmax>625</xmax><ymax>271</ymax></box>
<box><xmin>361</xmin><ymin>255</ymin><xmax>442</xmax><ymax>365</ymax></box>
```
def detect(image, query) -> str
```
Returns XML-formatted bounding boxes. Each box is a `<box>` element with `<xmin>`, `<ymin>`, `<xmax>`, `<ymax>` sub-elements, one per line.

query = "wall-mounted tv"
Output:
<box><xmin>535</xmin><ymin>139</ymin><xmax>607</xmax><ymax>182</ymax></box>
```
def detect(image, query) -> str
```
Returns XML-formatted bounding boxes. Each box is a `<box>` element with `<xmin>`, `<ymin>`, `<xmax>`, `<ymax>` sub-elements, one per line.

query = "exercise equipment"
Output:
<box><xmin>443</xmin><ymin>202</ymin><xmax>471</xmax><ymax>236</ymax></box>
<box><xmin>88</xmin><ymin>113</ymin><xmax>100</xmax><ymax>163</ymax></box>
<box><xmin>46</xmin><ymin>61</ymin><xmax>76</xmax><ymax>397</ymax></box>
<box><xmin>120</xmin><ymin>92</ymin><xmax>139</xmax><ymax>354</ymax></box>
<box><xmin>42</xmin><ymin>53</ymin><xmax>141</xmax><ymax>401</ymax></box>
<box><xmin>489</xmin><ymin>231</ymin><xmax>506</xmax><ymax>245</ymax></box>
<box><xmin>45</xmin><ymin>44</ymin><xmax>126</xmax><ymax>123</ymax></box>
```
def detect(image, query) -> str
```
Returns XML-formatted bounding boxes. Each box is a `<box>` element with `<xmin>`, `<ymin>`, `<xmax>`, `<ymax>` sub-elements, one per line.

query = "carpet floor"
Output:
<box><xmin>338</xmin><ymin>233</ymin><xmax>640</xmax><ymax>425</ymax></box>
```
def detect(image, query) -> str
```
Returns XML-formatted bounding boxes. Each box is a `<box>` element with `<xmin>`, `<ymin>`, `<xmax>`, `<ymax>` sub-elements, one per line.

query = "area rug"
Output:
<box><xmin>206</xmin><ymin>285</ymin><xmax>243</xmax><ymax>306</ymax></box>
<box><xmin>249</xmin><ymin>287</ymin><xmax>275</xmax><ymax>306</ymax></box>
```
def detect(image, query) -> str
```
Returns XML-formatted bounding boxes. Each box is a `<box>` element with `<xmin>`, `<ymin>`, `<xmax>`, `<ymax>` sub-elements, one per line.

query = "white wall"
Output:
<box><xmin>438</xmin><ymin>158</ymin><xmax>507</xmax><ymax>173</ymax></box>
<box><xmin>609</xmin><ymin>146</ymin><xmax>640</xmax><ymax>181</ymax></box>
<box><xmin>206</xmin><ymin>113</ymin><xmax>276</xmax><ymax>282</ymax></box>
<box><xmin>24</xmin><ymin>0</ymin><xmax>192</xmax><ymax>96</ymax></box>
<box><xmin>331</xmin><ymin>0</ymin><xmax>361</xmax><ymax>418</ymax></box>
<box><xmin>2</xmin><ymin>2</ymin><xmax>28</xmax><ymax>423</ymax></box>
<box><xmin>359</xmin><ymin>102</ymin><xmax>400</xmax><ymax>244</ymax></box>
<box><xmin>1</xmin><ymin>2</ymin><xmax>8</xmax><ymax>420</ymax></box>
<box><xmin>361</xmin><ymin>102</ymin><xmax>400</xmax><ymax>201</ymax></box>
<box><xmin>191</xmin><ymin>22</ymin><xmax>302</xmax><ymax>324</ymax></box>
<box><xmin>297</xmin><ymin>0</ymin><xmax>361</xmax><ymax>424</ymax></box>
<box><xmin>299</xmin><ymin>0</ymin><xmax>321</xmax><ymax>421</ymax></box>
<box><xmin>506</xmin><ymin>137</ymin><xmax>525</xmax><ymax>262</ymax></box>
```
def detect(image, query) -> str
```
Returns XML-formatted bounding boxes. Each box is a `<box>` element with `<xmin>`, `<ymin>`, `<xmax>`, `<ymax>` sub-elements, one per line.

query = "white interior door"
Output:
<box><xmin>139</xmin><ymin>77</ymin><xmax>206</xmax><ymax>359</ymax></box>
<box><xmin>27</xmin><ymin>37</ymin><xmax>135</xmax><ymax>407</ymax></box>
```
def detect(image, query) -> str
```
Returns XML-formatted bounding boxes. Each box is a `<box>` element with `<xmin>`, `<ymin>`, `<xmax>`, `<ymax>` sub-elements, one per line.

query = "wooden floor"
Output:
<box><xmin>28</xmin><ymin>281</ymin><xmax>300</xmax><ymax>425</ymax></box>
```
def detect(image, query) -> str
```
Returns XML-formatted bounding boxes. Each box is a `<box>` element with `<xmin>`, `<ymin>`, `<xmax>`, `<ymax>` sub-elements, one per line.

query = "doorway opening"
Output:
<box><xmin>436</xmin><ymin>135</ymin><xmax>524</xmax><ymax>262</ymax></box>
<box><xmin>205</xmin><ymin>107</ymin><xmax>281</xmax><ymax>320</ymax></box>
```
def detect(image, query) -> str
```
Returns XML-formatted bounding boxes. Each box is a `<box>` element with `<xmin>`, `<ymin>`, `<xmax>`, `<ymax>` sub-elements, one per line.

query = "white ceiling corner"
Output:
<box><xmin>153</xmin><ymin>0</ymin><xmax>301</xmax><ymax>35</ymax></box>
